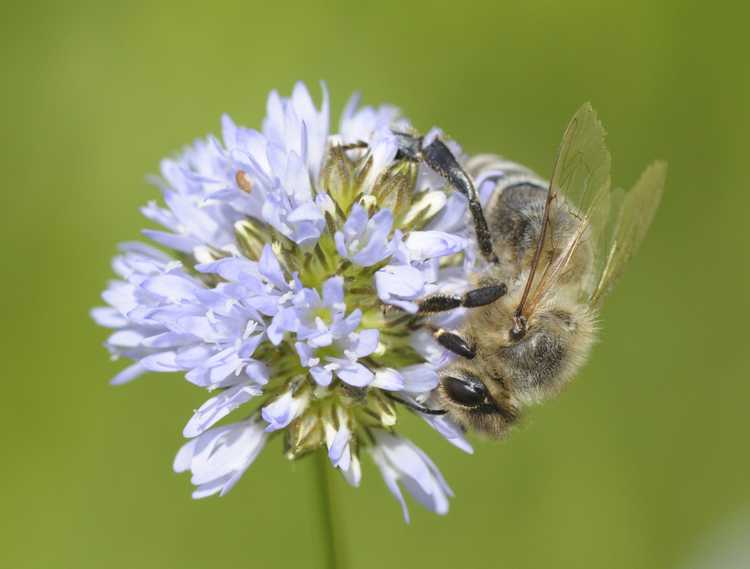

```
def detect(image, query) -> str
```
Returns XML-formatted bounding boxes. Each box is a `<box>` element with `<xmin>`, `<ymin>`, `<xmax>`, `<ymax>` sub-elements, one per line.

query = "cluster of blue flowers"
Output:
<box><xmin>93</xmin><ymin>83</ymin><xmax>481</xmax><ymax>521</ymax></box>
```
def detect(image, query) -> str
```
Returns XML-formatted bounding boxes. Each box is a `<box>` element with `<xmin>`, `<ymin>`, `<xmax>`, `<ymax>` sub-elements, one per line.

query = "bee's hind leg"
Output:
<box><xmin>393</xmin><ymin>131</ymin><xmax>499</xmax><ymax>265</ymax></box>
<box><xmin>417</xmin><ymin>284</ymin><xmax>507</xmax><ymax>314</ymax></box>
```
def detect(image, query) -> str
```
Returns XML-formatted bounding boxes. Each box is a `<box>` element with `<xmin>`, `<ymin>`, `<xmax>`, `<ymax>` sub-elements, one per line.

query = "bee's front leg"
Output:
<box><xmin>432</xmin><ymin>327</ymin><xmax>476</xmax><ymax>360</ymax></box>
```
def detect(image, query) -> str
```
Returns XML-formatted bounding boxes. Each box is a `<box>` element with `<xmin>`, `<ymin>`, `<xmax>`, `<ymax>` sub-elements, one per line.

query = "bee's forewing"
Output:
<box><xmin>523</xmin><ymin>104</ymin><xmax>612</xmax><ymax>315</ymax></box>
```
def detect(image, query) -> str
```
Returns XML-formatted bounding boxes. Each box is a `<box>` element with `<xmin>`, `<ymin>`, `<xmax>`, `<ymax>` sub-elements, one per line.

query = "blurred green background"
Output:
<box><xmin>2</xmin><ymin>1</ymin><xmax>748</xmax><ymax>568</ymax></box>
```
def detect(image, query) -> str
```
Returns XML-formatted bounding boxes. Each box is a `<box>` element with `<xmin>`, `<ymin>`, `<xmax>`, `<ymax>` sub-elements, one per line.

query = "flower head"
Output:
<box><xmin>93</xmin><ymin>82</ymin><xmax>479</xmax><ymax>521</ymax></box>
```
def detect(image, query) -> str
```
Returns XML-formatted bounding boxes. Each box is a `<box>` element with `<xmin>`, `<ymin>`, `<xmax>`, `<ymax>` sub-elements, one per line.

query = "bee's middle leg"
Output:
<box><xmin>417</xmin><ymin>284</ymin><xmax>507</xmax><ymax>314</ymax></box>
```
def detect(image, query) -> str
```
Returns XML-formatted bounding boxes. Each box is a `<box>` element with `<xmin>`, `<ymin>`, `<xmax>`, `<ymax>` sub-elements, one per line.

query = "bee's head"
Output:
<box><xmin>436</xmin><ymin>368</ymin><xmax>518</xmax><ymax>438</ymax></box>
<box><xmin>433</xmin><ymin>302</ymin><xmax>595</xmax><ymax>435</ymax></box>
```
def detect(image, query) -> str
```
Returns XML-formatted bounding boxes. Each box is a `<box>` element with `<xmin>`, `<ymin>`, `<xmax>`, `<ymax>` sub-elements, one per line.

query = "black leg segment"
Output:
<box><xmin>463</xmin><ymin>284</ymin><xmax>507</xmax><ymax>307</ymax></box>
<box><xmin>418</xmin><ymin>283</ymin><xmax>507</xmax><ymax>314</ymax></box>
<box><xmin>435</xmin><ymin>328</ymin><xmax>476</xmax><ymax>359</ymax></box>
<box><xmin>418</xmin><ymin>138</ymin><xmax>499</xmax><ymax>264</ymax></box>
<box><xmin>385</xmin><ymin>393</ymin><xmax>447</xmax><ymax>416</ymax></box>
<box><xmin>349</xmin><ymin>131</ymin><xmax>501</xmax><ymax>265</ymax></box>
<box><xmin>418</xmin><ymin>295</ymin><xmax>462</xmax><ymax>313</ymax></box>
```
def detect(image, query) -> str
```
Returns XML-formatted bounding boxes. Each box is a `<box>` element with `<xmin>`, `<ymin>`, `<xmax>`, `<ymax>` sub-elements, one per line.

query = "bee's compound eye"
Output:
<box><xmin>443</xmin><ymin>376</ymin><xmax>486</xmax><ymax>407</ymax></box>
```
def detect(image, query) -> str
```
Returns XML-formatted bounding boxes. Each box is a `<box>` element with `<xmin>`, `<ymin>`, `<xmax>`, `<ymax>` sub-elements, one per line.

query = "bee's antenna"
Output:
<box><xmin>385</xmin><ymin>393</ymin><xmax>447</xmax><ymax>416</ymax></box>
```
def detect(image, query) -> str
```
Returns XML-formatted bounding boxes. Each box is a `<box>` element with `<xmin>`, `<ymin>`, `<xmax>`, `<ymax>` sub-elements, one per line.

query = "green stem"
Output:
<box><xmin>315</xmin><ymin>449</ymin><xmax>344</xmax><ymax>569</ymax></box>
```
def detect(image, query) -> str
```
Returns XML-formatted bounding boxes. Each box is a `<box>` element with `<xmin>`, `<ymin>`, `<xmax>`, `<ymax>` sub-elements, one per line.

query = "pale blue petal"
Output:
<box><xmin>183</xmin><ymin>383</ymin><xmax>262</xmax><ymax>437</ymax></box>
<box><xmin>372</xmin><ymin>368</ymin><xmax>406</xmax><ymax>391</ymax></box>
<box><xmin>91</xmin><ymin>307</ymin><xmax>127</xmax><ymax>328</ymax></box>
<box><xmin>333</xmin><ymin>360</ymin><xmax>373</xmax><ymax>387</ymax></box>
<box><xmin>295</xmin><ymin>341</ymin><xmax>317</xmax><ymax>367</ymax></box>
<box><xmin>262</xmin><ymin>391</ymin><xmax>304</xmax><ymax>432</ymax></box>
<box><xmin>375</xmin><ymin>265</ymin><xmax>424</xmax><ymax>302</ymax></box>
<box><xmin>310</xmin><ymin>366</ymin><xmax>333</xmax><ymax>386</ymax></box>
<box><xmin>330</xmin><ymin>308</ymin><xmax>361</xmax><ymax>337</ymax></box>
<box><xmin>140</xmin><ymin>351</ymin><xmax>182</xmax><ymax>372</ymax></box>
<box><xmin>400</xmin><ymin>364</ymin><xmax>439</xmax><ymax>392</ymax></box>
<box><xmin>140</xmin><ymin>274</ymin><xmax>199</xmax><ymax>302</ymax></box>
<box><xmin>342</xmin><ymin>203</ymin><xmax>368</xmax><ymax>236</ymax></box>
<box><xmin>110</xmin><ymin>362</ymin><xmax>147</xmax><ymax>386</ymax></box>
<box><xmin>328</xmin><ymin>428</ymin><xmax>350</xmax><ymax>467</ymax></box>
<box><xmin>405</xmin><ymin>231</ymin><xmax>466</xmax><ymax>260</ymax></box>
<box><xmin>322</xmin><ymin>276</ymin><xmax>345</xmax><ymax>309</ymax></box>
<box><xmin>267</xmin><ymin>307</ymin><xmax>297</xmax><ymax>345</ymax></box>
<box><xmin>287</xmin><ymin>200</ymin><xmax>323</xmax><ymax>223</ymax></box>
<box><xmin>334</xmin><ymin>231</ymin><xmax>348</xmax><ymax>258</ymax></box>
<box><xmin>259</xmin><ymin>245</ymin><xmax>287</xmax><ymax>289</ymax></box>
<box><xmin>141</xmin><ymin>229</ymin><xmax>197</xmax><ymax>253</ymax></box>
<box><xmin>350</xmin><ymin>209</ymin><xmax>393</xmax><ymax>266</ymax></box>
<box><xmin>421</xmin><ymin>412</ymin><xmax>474</xmax><ymax>454</ymax></box>
<box><xmin>353</xmin><ymin>329</ymin><xmax>380</xmax><ymax>358</ymax></box>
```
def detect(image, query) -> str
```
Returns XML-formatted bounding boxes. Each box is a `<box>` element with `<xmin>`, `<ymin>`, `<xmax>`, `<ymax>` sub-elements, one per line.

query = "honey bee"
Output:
<box><xmin>393</xmin><ymin>104</ymin><xmax>666</xmax><ymax>437</ymax></box>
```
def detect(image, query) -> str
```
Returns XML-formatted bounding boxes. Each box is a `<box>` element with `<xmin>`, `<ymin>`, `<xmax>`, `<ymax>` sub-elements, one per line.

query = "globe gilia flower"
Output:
<box><xmin>93</xmin><ymin>82</ymin><xmax>479</xmax><ymax>521</ymax></box>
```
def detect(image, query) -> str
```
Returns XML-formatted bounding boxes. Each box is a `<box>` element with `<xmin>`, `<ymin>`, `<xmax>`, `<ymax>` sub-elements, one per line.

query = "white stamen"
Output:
<box><xmin>278</xmin><ymin>291</ymin><xmax>294</xmax><ymax>304</ymax></box>
<box><xmin>243</xmin><ymin>320</ymin><xmax>258</xmax><ymax>339</ymax></box>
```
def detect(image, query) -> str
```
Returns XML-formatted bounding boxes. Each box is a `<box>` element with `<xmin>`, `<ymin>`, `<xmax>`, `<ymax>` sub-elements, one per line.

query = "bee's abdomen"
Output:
<box><xmin>488</xmin><ymin>182</ymin><xmax>548</xmax><ymax>264</ymax></box>
<box><xmin>469</xmin><ymin>155</ymin><xmax>582</xmax><ymax>272</ymax></box>
<box><xmin>466</xmin><ymin>155</ymin><xmax>549</xmax><ymax>265</ymax></box>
